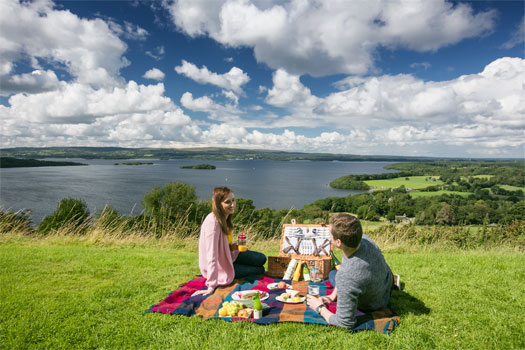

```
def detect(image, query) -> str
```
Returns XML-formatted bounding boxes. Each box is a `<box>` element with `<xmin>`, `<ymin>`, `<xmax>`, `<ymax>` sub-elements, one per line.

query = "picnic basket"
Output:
<box><xmin>267</xmin><ymin>223</ymin><xmax>333</xmax><ymax>280</ymax></box>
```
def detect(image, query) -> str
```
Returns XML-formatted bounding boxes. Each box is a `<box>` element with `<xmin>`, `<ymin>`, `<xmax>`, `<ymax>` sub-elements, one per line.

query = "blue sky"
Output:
<box><xmin>0</xmin><ymin>0</ymin><xmax>523</xmax><ymax>158</ymax></box>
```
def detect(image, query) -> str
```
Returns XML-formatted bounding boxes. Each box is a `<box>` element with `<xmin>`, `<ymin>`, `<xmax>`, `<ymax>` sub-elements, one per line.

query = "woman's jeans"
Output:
<box><xmin>233</xmin><ymin>250</ymin><xmax>267</xmax><ymax>278</ymax></box>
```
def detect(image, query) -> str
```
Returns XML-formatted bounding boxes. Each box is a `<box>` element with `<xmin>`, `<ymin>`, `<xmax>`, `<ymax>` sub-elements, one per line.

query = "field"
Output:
<box><xmin>408</xmin><ymin>190</ymin><xmax>472</xmax><ymax>198</ymax></box>
<box><xmin>365</xmin><ymin>176</ymin><xmax>444</xmax><ymax>190</ymax></box>
<box><xmin>500</xmin><ymin>185</ymin><xmax>525</xmax><ymax>192</ymax></box>
<box><xmin>1</xmin><ymin>235</ymin><xmax>524</xmax><ymax>350</ymax></box>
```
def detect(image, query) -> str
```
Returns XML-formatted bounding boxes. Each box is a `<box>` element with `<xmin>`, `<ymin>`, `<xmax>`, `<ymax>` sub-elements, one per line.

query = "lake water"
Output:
<box><xmin>0</xmin><ymin>159</ymin><xmax>398</xmax><ymax>224</ymax></box>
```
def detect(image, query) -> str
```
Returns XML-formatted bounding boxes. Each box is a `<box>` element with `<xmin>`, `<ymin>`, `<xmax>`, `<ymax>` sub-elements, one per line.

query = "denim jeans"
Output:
<box><xmin>329</xmin><ymin>269</ymin><xmax>337</xmax><ymax>287</ymax></box>
<box><xmin>233</xmin><ymin>250</ymin><xmax>267</xmax><ymax>278</ymax></box>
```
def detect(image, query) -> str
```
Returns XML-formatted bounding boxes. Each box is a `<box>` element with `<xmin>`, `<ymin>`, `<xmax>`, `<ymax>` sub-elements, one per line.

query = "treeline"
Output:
<box><xmin>311</xmin><ymin>187</ymin><xmax>524</xmax><ymax>225</ymax></box>
<box><xmin>330</xmin><ymin>161</ymin><xmax>524</xmax><ymax>190</ymax></box>
<box><xmin>1</xmin><ymin>146</ymin><xmax>470</xmax><ymax>162</ymax></box>
<box><xmin>0</xmin><ymin>157</ymin><xmax>86</xmax><ymax>168</ymax></box>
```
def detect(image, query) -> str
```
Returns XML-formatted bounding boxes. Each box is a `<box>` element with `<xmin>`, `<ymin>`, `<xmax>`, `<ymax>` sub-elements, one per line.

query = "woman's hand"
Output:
<box><xmin>229</xmin><ymin>243</ymin><xmax>238</xmax><ymax>251</ymax></box>
<box><xmin>191</xmin><ymin>287</ymin><xmax>215</xmax><ymax>297</ymax></box>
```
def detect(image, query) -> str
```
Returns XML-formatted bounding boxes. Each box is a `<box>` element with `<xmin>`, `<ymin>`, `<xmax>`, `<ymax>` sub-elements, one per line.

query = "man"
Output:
<box><xmin>307</xmin><ymin>213</ymin><xmax>398</xmax><ymax>329</ymax></box>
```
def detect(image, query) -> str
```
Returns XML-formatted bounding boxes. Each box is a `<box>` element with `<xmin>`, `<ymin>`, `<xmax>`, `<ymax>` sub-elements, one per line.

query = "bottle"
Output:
<box><xmin>330</xmin><ymin>251</ymin><xmax>341</xmax><ymax>271</ymax></box>
<box><xmin>237</xmin><ymin>230</ymin><xmax>247</xmax><ymax>252</ymax></box>
<box><xmin>253</xmin><ymin>292</ymin><xmax>262</xmax><ymax>319</ymax></box>
<box><xmin>292</xmin><ymin>260</ymin><xmax>302</xmax><ymax>281</ymax></box>
<box><xmin>310</xmin><ymin>266</ymin><xmax>321</xmax><ymax>283</ymax></box>
<box><xmin>283</xmin><ymin>258</ymin><xmax>297</xmax><ymax>280</ymax></box>
<box><xmin>302</xmin><ymin>263</ymin><xmax>311</xmax><ymax>282</ymax></box>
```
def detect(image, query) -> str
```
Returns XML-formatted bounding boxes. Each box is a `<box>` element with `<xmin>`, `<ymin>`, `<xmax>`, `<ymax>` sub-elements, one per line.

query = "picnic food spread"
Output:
<box><xmin>232</xmin><ymin>290</ymin><xmax>268</xmax><ymax>301</ymax></box>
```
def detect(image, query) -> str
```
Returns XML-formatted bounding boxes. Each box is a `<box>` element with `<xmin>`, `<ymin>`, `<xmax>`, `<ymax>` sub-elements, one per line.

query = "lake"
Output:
<box><xmin>0</xmin><ymin>159</ymin><xmax>398</xmax><ymax>224</ymax></box>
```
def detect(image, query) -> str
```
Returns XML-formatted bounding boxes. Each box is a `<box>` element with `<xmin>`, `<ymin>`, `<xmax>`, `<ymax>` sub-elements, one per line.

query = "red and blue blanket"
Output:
<box><xmin>146</xmin><ymin>275</ymin><xmax>399</xmax><ymax>334</ymax></box>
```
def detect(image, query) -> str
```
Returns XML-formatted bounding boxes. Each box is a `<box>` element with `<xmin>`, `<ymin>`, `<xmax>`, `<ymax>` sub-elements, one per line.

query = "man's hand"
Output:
<box><xmin>306</xmin><ymin>294</ymin><xmax>325</xmax><ymax>311</ymax></box>
<box><xmin>191</xmin><ymin>287</ymin><xmax>215</xmax><ymax>297</ymax></box>
<box><xmin>320</xmin><ymin>287</ymin><xmax>337</xmax><ymax>303</ymax></box>
<box><xmin>229</xmin><ymin>243</ymin><xmax>239</xmax><ymax>251</ymax></box>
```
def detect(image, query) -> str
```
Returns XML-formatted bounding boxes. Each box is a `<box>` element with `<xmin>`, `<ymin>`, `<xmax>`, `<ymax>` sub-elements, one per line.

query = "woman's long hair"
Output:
<box><xmin>212</xmin><ymin>186</ymin><xmax>233</xmax><ymax>235</ymax></box>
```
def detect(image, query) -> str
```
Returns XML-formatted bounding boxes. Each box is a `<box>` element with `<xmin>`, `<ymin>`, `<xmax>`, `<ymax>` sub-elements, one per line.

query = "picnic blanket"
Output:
<box><xmin>145</xmin><ymin>275</ymin><xmax>400</xmax><ymax>334</ymax></box>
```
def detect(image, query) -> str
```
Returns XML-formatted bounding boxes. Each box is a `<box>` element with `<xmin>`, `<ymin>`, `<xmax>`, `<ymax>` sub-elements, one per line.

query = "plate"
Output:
<box><xmin>276</xmin><ymin>295</ymin><xmax>305</xmax><ymax>304</ymax></box>
<box><xmin>267</xmin><ymin>282</ymin><xmax>292</xmax><ymax>290</ymax></box>
<box><xmin>231</xmin><ymin>290</ymin><xmax>269</xmax><ymax>301</ymax></box>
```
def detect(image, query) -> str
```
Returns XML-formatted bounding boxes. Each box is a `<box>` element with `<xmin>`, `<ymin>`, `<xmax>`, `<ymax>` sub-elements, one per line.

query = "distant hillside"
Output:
<box><xmin>0</xmin><ymin>146</ymin><xmax>499</xmax><ymax>162</ymax></box>
<box><xmin>0</xmin><ymin>157</ymin><xmax>87</xmax><ymax>168</ymax></box>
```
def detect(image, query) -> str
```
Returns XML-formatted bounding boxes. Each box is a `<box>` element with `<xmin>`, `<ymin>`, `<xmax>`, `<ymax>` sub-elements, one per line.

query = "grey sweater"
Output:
<box><xmin>328</xmin><ymin>234</ymin><xmax>393</xmax><ymax>329</ymax></box>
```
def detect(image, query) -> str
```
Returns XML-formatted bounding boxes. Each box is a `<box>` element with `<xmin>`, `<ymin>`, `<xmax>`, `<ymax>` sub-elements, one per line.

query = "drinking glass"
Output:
<box><xmin>308</xmin><ymin>284</ymin><xmax>320</xmax><ymax>298</ymax></box>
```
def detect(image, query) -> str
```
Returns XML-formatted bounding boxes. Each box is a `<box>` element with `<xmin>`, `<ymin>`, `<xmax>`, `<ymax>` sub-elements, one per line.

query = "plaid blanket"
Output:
<box><xmin>145</xmin><ymin>276</ymin><xmax>400</xmax><ymax>334</ymax></box>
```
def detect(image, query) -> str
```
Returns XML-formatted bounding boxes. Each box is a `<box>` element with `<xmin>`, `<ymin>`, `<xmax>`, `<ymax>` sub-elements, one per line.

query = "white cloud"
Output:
<box><xmin>222</xmin><ymin>90</ymin><xmax>239</xmax><ymax>105</ymax></box>
<box><xmin>501</xmin><ymin>17</ymin><xmax>525</xmax><ymax>49</ymax></box>
<box><xmin>180</xmin><ymin>92</ymin><xmax>240</xmax><ymax>115</ymax></box>
<box><xmin>265</xmin><ymin>69</ymin><xmax>319</xmax><ymax>110</ymax></box>
<box><xmin>2</xmin><ymin>81</ymin><xmax>174</xmax><ymax>124</ymax></box>
<box><xmin>0</xmin><ymin>69</ymin><xmax>60</xmax><ymax>96</ymax></box>
<box><xmin>312</xmin><ymin>57</ymin><xmax>525</xmax><ymax>130</ymax></box>
<box><xmin>143</xmin><ymin>68</ymin><xmax>165</xmax><ymax>81</ymax></box>
<box><xmin>410</xmin><ymin>62</ymin><xmax>431</xmax><ymax>71</ymax></box>
<box><xmin>108</xmin><ymin>19</ymin><xmax>149</xmax><ymax>40</ymax></box>
<box><xmin>0</xmin><ymin>0</ymin><xmax>129</xmax><ymax>87</ymax></box>
<box><xmin>175</xmin><ymin>60</ymin><xmax>250</xmax><ymax>94</ymax></box>
<box><xmin>145</xmin><ymin>46</ymin><xmax>165</xmax><ymax>61</ymax></box>
<box><xmin>165</xmin><ymin>0</ymin><xmax>496</xmax><ymax>76</ymax></box>
<box><xmin>175</xmin><ymin>60</ymin><xmax>250</xmax><ymax>95</ymax></box>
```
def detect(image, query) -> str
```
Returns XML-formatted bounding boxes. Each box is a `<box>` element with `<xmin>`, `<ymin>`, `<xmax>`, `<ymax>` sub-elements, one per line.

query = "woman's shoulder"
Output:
<box><xmin>202</xmin><ymin>212</ymin><xmax>220</xmax><ymax>228</ymax></box>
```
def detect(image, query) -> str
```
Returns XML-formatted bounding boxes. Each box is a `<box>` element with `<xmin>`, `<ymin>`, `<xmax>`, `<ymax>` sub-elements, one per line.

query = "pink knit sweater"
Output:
<box><xmin>198</xmin><ymin>213</ymin><xmax>239</xmax><ymax>289</ymax></box>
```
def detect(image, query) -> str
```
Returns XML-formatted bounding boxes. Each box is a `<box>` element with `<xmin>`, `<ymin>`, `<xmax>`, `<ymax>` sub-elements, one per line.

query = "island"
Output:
<box><xmin>0</xmin><ymin>157</ymin><xmax>87</xmax><ymax>168</ymax></box>
<box><xmin>180</xmin><ymin>164</ymin><xmax>216</xmax><ymax>170</ymax></box>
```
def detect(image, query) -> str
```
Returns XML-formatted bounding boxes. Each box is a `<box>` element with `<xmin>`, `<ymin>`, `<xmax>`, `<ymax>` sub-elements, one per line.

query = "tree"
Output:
<box><xmin>141</xmin><ymin>182</ymin><xmax>198</xmax><ymax>221</ymax></box>
<box><xmin>37</xmin><ymin>198</ymin><xmax>90</xmax><ymax>234</ymax></box>
<box><xmin>435</xmin><ymin>203</ymin><xmax>456</xmax><ymax>225</ymax></box>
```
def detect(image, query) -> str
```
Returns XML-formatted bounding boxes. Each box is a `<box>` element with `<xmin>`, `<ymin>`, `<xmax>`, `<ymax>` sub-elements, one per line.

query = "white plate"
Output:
<box><xmin>276</xmin><ymin>295</ymin><xmax>305</xmax><ymax>304</ymax></box>
<box><xmin>231</xmin><ymin>290</ymin><xmax>269</xmax><ymax>301</ymax></box>
<box><xmin>267</xmin><ymin>282</ymin><xmax>292</xmax><ymax>290</ymax></box>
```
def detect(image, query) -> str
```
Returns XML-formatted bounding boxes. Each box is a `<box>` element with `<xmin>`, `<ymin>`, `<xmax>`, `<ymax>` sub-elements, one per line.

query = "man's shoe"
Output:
<box><xmin>393</xmin><ymin>274</ymin><xmax>403</xmax><ymax>291</ymax></box>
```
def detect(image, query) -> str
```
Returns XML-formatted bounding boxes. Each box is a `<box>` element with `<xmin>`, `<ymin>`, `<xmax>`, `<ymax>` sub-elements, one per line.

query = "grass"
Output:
<box><xmin>1</xmin><ymin>234</ymin><xmax>524</xmax><ymax>349</ymax></box>
<box><xmin>500</xmin><ymin>185</ymin><xmax>525</xmax><ymax>193</ymax></box>
<box><xmin>365</xmin><ymin>176</ymin><xmax>444</xmax><ymax>190</ymax></box>
<box><xmin>409</xmin><ymin>190</ymin><xmax>472</xmax><ymax>198</ymax></box>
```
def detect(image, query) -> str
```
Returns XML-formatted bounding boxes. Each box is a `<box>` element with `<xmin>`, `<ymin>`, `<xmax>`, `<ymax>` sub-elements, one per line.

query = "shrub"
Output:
<box><xmin>141</xmin><ymin>182</ymin><xmax>198</xmax><ymax>222</ymax></box>
<box><xmin>37</xmin><ymin>198</ymin><xmax>90</xmax><ymax>235</ymax></box>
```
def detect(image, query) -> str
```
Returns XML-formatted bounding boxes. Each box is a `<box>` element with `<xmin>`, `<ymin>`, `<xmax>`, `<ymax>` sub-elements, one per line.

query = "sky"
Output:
<box><xmin>0</xmin><ymin>0</ymin><xmax>524</xmax><ymax>158</ymax></box>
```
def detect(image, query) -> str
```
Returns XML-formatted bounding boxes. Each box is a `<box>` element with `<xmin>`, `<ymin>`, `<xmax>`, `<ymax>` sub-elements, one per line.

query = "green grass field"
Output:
<box><xmin>500</xmin><ymin>185</ymin><xmax>525</xmax><ymax>193</ymax></box>
<box><xmin>409</xmin><ymin>190</ymin><xmax>472</xmax><ymax>198</ymax></box>
<box><xmin>1</xmin><ymin>235</ymin><xmax>523</xmax><ymax>349</ymax></box>
<box><xmin>365</xmin><ymin>176</ymin><xmax>444</xmax><ymax>190</ymax></box>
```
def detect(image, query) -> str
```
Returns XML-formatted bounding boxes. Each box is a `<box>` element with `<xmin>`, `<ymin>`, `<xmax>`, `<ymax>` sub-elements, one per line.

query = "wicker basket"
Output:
<box><xmin>266</xmin><ymin>223</ymin><xmax>333</xmax><ymax>280</ymax></box>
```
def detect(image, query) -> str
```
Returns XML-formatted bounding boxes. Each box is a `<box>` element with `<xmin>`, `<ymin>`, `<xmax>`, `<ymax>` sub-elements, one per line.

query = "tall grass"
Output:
<box><xmin>1</xmin><ymin>207</ymin><xmax>523</xmax><ymax>252</ymax></box>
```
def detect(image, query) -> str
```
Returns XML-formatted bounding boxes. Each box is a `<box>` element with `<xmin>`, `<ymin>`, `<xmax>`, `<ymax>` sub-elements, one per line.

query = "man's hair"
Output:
<box><xmin>329</xmin><ymin>213</ymin><xmax>363</xmax><ymax>248</ymax></box>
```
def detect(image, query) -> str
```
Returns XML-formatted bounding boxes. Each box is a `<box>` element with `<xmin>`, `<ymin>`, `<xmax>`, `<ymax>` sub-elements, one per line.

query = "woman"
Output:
<box><xmin>192</xmin><ymin>186</ymin><xmax>266</xmax><ymax>296</ymax></box>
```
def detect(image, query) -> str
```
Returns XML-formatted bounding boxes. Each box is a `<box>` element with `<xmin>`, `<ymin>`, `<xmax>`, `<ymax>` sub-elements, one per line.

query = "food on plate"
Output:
<box><xmin>237</xmin><ymin>308</ymin><xmax>253</xmax><ymax>318</ymax></box>
<box><xmin>291</xmin><ymin>296</ymin><xmax>303</xmax><ymax>302</ymax></box>
<box><xmin>277</xmin><ymin>281</ymin><xmax>287</xmax><ymax>289</ymax></box>
<box><xmin>238</xmin><ymin>290</ymin><xmax>266</xmax><ymax>300</ymax></box>
<box><xmin>286</xmin><ymin>289</ymin><xmax>300</xmax><ymax>298</ymax></box>
<box><xmin>220</xmin><ymin>301</ymin><xmax>245</xmax><ymax>317</ymax></box>
<box><xmin>218</xmin><ymin>307</ymin><xmax>228</xmax><ymax>317</ymax></box>
<box><xmin>280</xmin><ymin>293</ymin><xmax>291</xmax><ymax>301</ymax></box>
